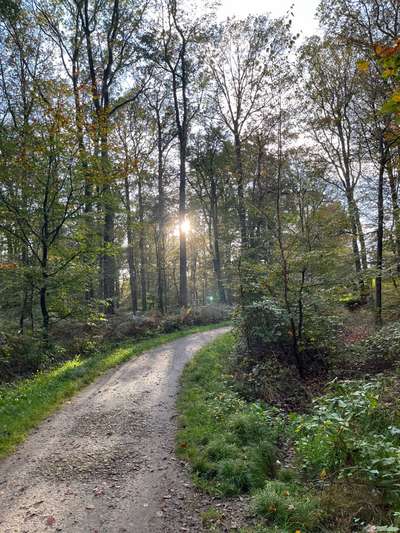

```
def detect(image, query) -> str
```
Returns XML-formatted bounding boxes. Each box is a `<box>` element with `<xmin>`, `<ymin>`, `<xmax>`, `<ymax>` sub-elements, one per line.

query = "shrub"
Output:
<box><xmin>160</xmin><ymin>305</ymin><xmax>231</xmax><ymax>333</ymax></box>
<box><xmin>160</xmin><ymin>316</ymin><xmax>184</xmax><ymax>333</ymax></box>
<box><xmin>234</xmin><ymin>298</ymin><xmax>291</xmax><ymax>355</ymax></box>
<box><xmin>293</xmin><ymin>379</ymin><xmax>400</xmax><ymax>504</ymax></box>
<box><xmin>348</xmin><ymin>321</ymin><xmax>400</xmax><ymax>373</ymax></box>
<box><xmin>189</xmin><ymin>304</ymin><xmax>232</xmax><ymax>325</ymax></box>
<box><xmin>0</xmin><ymin>333</ymin><xmax>52</xmax><ymax>380</ymax></box>
<box><xmin>231</xmin><ymin>351</ymin><xmax>310</xmax><ymax>408</ymax></box>
<box><xmin>319</xmin><ymin>480</ymin><xmax>388</xmax><ymax>532</ymax></box>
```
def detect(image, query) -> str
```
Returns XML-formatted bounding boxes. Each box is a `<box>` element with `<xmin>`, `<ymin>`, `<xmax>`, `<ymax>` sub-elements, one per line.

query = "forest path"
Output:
<box><xmin>0</xmin><ymin>327</ymin><xmax>230</xmax><ymax>533</ymax></box>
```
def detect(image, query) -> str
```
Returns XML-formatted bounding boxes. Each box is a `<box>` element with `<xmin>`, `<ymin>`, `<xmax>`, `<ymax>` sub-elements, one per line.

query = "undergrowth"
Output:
<box><xmin>177</xmin><ymin>333</ymin><xmax>283</xmax><ymax>495</ymax></box>
<box><xmin>178</xmin><ymin>332</ymin><xmax>400</xmax><ymax>532</ymax></box>
<box><xmin>0</xmin><ymin>322</ymin><xmax>227</xmax><ymax>459</ymax></box>
<box><xmin>177</xmin><ymin>332</ymin><xmax>324</xmax><ymax>531</ymax></box>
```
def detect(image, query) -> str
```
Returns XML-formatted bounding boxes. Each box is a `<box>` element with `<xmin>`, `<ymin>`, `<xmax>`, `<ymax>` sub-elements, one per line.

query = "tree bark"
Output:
<box><xmin>234</xmin><ymin>131</ymin><xmax>247</xmax><ymax>250</ymax></box>
<box><xmin>376</xmin><ymin>159</ymin><xmax>386</xmax><ymax>327</ymax></box>
<box><xmin>166</xmin><ymin>5</ymin><xmax>189</xmax><ymax>308</ymax></box>
<box><xmin>345</xmin><ymin>190</ymin><xmax>366</xmax><ymax>301</ymax></box>
<box><xmin>155</xmin><ymin>118</ymin><xmax>167</xmax><ymax>313</ymax></box>
<box><xmin>386</xmin><ymin>154</ymin><xmax>400</xmax><ymax>273</ymax></box>
<box><xmin>138</xmin><ymin>174</ymin><xmax>147</xmax><ymax>312</ymax></box>
<box><xmin>124</xmin><ymin>176</ymin><xmax>138</xmax><ymax>314</ymax></box>
<box><xmin>210</xmin><ymin>177</ymin><xmax>226</xmax><ymax>303</ymax></box>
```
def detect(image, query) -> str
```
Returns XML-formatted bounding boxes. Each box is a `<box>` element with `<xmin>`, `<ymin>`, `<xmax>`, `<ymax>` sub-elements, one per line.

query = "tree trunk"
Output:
<box><xmin>138</xmin><ymin>174</ymin><xmax>147</xmax><ymax>312</ymax></box>
<box><xmin>354</xmin><ymin>201</ymin><xmax>368</xmax><ymax>272</ymax></box>
<box><xmin>234</xmin><ymin>131</ymin><xmax>247</xmax><ymax>250</ymax></box>
<box><xmin>376</xmin><ymin>160</ymin><xmax>385</xmax><ymax>327</ymax></box>
<box><xmin>178</xmin><ymin>140</ymin><xmax>188</xmax><ymax>307</ymax></box>
<box><xmin>156</xmin><ymin>116</ymin><xmax>167</xmax><ymax>313</ymax></box>
<box><xmin>101</xmin><ymin>130</ymin><xmax>116</xmax><ymax>314</ymax></box>
<box><xmin>276</xmin><ymin>109</ymin><xmax>304</xmax><ymax>377</ymax></box>
<box><xmin>210</xmin><ymin>178</ymin><xmax>225</xmax><ymax>303</ymax></box>
<box><xmin>124</xmin><ymin>176</ymin><xmax>138</xmax><ymax>314</ymax></box>
<box><xmin>102</xmin><ymin>184</ymin><xmax>116</xmax><ymax>313</ymax></box>
<box><xmin>345</xmin><ymin>191</ymin><xmax>366</xmax><ymax>301</ymax></box>
<box><xmin>387</xmin><ymin>155</ymin><xmax>400</xmax><ymax>273</ymax></box>
<box><xmin>19</xmin><ymin>246</ymin><xmax>32</xmax><ymax>334</ymax></box>
<box><xmin>40</xmin><ymin>244</ymin><xmax>49</xmax><ymax>341</ymax></box>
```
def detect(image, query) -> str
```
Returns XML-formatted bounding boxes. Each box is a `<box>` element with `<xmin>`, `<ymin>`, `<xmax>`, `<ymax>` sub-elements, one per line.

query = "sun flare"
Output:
<box><xmin>180</xmin><ymin>219</ymin><xmax>191</xmax><ymax>235</ymax></box>
<box><xmin>173</xmin><ymin>219</ymin><xmax>191</xmax><ymax>237</ymax></box>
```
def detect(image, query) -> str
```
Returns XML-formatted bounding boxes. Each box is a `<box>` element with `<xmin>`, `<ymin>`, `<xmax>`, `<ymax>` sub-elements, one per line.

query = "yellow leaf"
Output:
<box><xmin>357</xmin><ymin>60</ymin><xmax>370</xmax><ymax>73</ymax></box>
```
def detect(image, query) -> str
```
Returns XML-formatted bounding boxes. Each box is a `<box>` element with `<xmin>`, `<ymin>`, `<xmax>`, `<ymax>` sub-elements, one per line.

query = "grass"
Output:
<box><xmin>178</xmin><ymin>326</ymin><xmax>400</xmax><ymax>531</ymax></box>
<box><xmin>252</xmin><ymin>480</ymin><xmax>322</xmax><ymax>531</ymax></box>
<box><xmin>176</xmin><ymin>332</ymin><xmax>325</xmax><ymax>531</ymax></box>
<box><xmin>177</xmin><ymin>332</ymin><xmax>283</xmax><ymax>496</ymax></box>
<box><xmin>0</xmin><ymin>321</ymin><xmax>228</xmax><ymax>459</ymax></box>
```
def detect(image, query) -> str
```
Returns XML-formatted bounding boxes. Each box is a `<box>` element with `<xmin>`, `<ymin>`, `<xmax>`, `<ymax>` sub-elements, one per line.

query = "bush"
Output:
<box><xmin>293</xmin><ymin>378</ymin><xmax>400</xmax><ymax>504</ymax></box>
<box><xmin>112</xmin><ymin>315</ymin><xmax>157</xmax><ymax>339</ymax></box>
<box><xmin>319</xmin><ymin>480</ymin><xmax>388</xmax><ymax>532</ymax></box>
<box><xmin>347</xmin><ymin>321</ymin><xmax>400</xmax><ymax>373</ymax></box>
<box><xmin>231</xmin><ymin>351</ymin><xmax>310</xmax><ymax>409</ymax></box>
<box><xmin>189</xmin><ymin>304</ymin><xmax>232</xmax><ymax>325</ymax></box>
<box><xmin>160</xmin><ymin>316</ymin><xmax>184</xmax><ymax>333</ymax></box>
<box><xmin>234</xmin><ymin>298</ymin><xmax>291</xmax><ymax>355</ymax></box>
<box><xmin>160</xmin><ymin>305</ymin><xmax>231</xmax><ymax>333</ymax></box>
<box><xmin>0</xmin><ymin>333</ymin><xmax>51</xmax><ymax>379</ymax></box>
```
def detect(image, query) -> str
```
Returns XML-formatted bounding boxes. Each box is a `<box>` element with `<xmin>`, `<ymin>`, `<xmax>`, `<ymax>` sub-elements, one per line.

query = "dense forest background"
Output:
<box><xmin>1</xmin><ymin>0</ymin><xmax>400</xmax><ymax>377</ymax></box>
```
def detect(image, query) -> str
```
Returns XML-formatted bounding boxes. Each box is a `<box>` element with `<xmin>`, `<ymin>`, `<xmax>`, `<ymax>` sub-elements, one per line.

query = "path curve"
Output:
<box><xmin>0</xmin><ymin>327</ymin><xmax>230</xmax><ymax>533</ymax></box>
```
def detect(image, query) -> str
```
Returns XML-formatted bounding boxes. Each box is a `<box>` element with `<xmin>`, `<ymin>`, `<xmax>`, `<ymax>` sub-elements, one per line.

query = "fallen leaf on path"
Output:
<box><xmin>46</xmin><ymin>516</ymin><xmax>56</xmax><ymax>526</ymax></box>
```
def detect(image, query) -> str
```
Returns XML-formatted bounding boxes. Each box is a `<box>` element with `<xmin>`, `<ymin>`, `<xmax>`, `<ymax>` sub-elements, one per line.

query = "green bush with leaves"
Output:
<box><xmin>0</xmin><ymin>333</ymin><xmax>51</xmax><ymax>379</ymax></box>
<box><xmin>234</xmin><ymin>298</ymin><xmax>291</xmax><ymax>355</ymax></box>
<box><xmin>293</xmin><ymin>379</ymin><xmax>400</xmax><ymax>504</ymax></box>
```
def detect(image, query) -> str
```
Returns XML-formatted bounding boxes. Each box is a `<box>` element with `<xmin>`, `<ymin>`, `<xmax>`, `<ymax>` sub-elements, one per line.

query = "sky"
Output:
<box><xmin>217</xmin><ymin>0</ymin><xmax>321</xmax><ymax>38</ymax></box>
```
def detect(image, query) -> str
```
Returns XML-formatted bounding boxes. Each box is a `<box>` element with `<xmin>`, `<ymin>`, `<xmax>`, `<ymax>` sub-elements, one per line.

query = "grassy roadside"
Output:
<box><xmin>176</xmin><ymin>332</ymin><xmax>325</xmax><ymax>532</ymax></box>
<box><xmin>0</xmin><ymin>322</ymin><xmax>229</xmax><ymax>460</ymax></box>
<box><xmin>177</xmin><ymin>332</ymin><xmax>283</xmax><ymax>495</ymax></box>
<box><xmin>177</xmin><ymin>332</ymin><xmax>400</xmax><ymax>533</ymax></box>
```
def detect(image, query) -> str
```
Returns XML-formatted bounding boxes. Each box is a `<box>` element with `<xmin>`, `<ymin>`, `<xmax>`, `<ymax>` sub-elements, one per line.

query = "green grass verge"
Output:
<box><xmin>178</xmin><ymin>333</ymin><xmax>400</xmax><ymax>532</ymax></box>
<box><xmin>0</xmin><ymin>322</ymin><xmax>228</xmax><ymax>459</ymax></box>
<box><xmin>177</xmin><ymin>332</ymin><xmax>324</xmax><ymax>531</ymax></box>
<box><xmin>177</xmin><ymin>332</ymin><xmax>283</xmax><ymax>496</ymax></box>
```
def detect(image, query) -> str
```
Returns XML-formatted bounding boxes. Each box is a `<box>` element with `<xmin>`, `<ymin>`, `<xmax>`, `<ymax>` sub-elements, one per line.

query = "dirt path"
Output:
<box><xmin>0</xmin><ymin>328</ymin><xmax>232</xmax><ymax>533</ymax></box>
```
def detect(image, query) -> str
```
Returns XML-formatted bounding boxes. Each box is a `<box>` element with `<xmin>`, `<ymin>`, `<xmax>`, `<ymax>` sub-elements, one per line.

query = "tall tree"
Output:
<box><xmin>207</xmin><ymin>15</ymin><xmax>293</xmax><ymax>251</ymax></box>
<box><xmin>300</xmin><ymin>38</ymin><xmax>369</xmax><ymax>300</ymax></box>
<box><xmin>74</xmin><ymin>0</ymin><xmax>147</xmax><ymax>313</ymax></box>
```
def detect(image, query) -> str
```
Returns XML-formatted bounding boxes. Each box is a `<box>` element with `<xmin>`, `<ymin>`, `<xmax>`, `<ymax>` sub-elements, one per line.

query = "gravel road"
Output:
<box><xmin>0</xmin><ymin>328</ymin><xmax>232</xmax><ymax>533</ymax></box>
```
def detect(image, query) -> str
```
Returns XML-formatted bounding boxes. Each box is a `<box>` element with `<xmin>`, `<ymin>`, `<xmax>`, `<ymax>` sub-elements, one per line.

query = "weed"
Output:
<box><xmin>201</xmin><ymin>507</ymin><xmax>224</xmax><ymax>530</ymax></box>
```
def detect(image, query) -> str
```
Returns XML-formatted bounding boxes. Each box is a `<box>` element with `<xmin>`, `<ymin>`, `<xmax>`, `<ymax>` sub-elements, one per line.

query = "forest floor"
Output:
<box><xmin>0</xmin><ymin>327</ymin><xmax>245</xmax><ymax>533</ymax></box>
